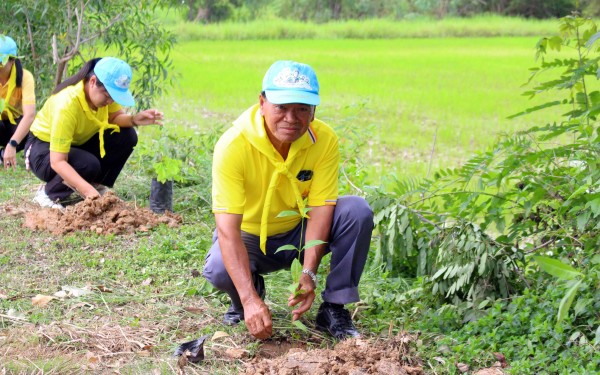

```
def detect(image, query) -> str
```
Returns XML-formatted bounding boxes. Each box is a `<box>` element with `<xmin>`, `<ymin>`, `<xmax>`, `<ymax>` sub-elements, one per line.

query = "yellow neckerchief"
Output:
<box><xmin>235</xmin><ymin>104</ymin><xmax>310</xmax><ymax>254</ymax></box>
<box><xmin>1</xmin><ymin>63</ymin><xmax>17</xmax><ymax>124</ymax></box>
<box><xmin>75</xmin><ymin>81</ymin><xmax>120</xmax><ymax>158</ymax></box>
<box><xmin>260</xmin><ymin>159</ymin><xmax>308</xmax><ymax>253</ymax></box>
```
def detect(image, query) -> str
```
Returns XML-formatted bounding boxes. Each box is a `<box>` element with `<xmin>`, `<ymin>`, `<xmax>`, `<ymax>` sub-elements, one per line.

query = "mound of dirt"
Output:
<box><xmin>244</xmin><ymin>334</ymin><xmax>424</xmax><ymax>375</ymax></box>
<box><xmin>23</xmin><ymin>191</ymin><xmax>181</xmax><ymax>235</ymax></box>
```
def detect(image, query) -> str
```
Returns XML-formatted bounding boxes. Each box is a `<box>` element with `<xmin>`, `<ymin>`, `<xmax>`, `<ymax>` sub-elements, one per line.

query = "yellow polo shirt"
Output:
<box><xmin>30</xmin><ymin>81</ymin><xmax>121</xmax><ymax>153</ymax></box>
<box><xmin>212</xmin><ymin>104</ymin><xmax>339</xmax><ymax>237</ymax></box>
<box><xmin>0</xmin><ymin>68</ymin><xmax>35</xmax><ymax>120</ymax></box>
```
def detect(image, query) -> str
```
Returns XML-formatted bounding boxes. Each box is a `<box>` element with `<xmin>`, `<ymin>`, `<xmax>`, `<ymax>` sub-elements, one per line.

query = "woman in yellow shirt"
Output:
<box><xmin>27</xmin><ymin>57</ymin><xmax>163</xmax><ymax>209</ymax></box>
<box><xmin>0</xmin><ymin>35</ymin><xmax>36</xmax><ymax>170</ymax></box>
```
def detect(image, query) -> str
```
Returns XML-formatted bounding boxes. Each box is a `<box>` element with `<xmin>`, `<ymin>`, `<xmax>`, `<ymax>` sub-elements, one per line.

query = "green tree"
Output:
<box><xmin>1</xmin><ymin>0</ymin><xmax>175</xmax><ymax>109</ymax></box>
<box><xmin>369</xmin><ymin>15</ymin><xmax>600</xmax><ymax>319</ymax></box>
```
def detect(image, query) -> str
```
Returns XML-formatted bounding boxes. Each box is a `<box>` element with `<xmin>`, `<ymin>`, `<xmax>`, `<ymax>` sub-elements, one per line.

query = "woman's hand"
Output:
<box><xmin>3</xmin><ymin>145</ymin><xmax>17</xmax><ymax>170</ymax></box>
<box><xmin>132</xmin><ymin>109</ymin><xmax>164</xmax><ymax>126</ymax></box>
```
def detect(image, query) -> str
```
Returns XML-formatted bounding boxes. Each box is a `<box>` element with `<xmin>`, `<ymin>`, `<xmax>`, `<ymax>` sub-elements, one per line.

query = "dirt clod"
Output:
<box><xmin>23</xmin><ymin>192</ymin><xmax>181</xmax><ymax>235</ymax></box>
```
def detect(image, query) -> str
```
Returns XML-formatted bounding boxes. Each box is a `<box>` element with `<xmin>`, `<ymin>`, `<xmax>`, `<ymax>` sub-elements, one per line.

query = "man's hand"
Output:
<box><xmin>288</xmin><ymin>273</ymin><xmax>316</xmax><ymax>321</ymax></box>
<box><xmin>243</xmin><ymin>296</ymin><xmax>273</xmax><ymax>339</ymax></box>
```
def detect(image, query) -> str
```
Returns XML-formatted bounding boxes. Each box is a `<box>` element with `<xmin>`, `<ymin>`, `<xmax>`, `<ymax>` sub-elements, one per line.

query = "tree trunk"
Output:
<box><xmin>186</xmin><ymin>0</ymin><xmax>196</xmax><ymax>21</ymax></box>
<box><xmin>194</xmin><ymin>7</ymin><xmax>208</xmax><ymax>22</ymax></box>
<box><xmin>330</xmin><ymin>0</ymin><xmax>342</xmax><ymax>19</ymax></box>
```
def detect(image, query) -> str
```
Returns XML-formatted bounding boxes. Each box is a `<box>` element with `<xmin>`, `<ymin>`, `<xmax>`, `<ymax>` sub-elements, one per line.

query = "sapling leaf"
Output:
<box><xmin>0</xmin><ymin>98</ymin><xmax>4</xmax><ymax>113</ymax></box>
<box><xmin>287</xmin><ymin>282</ymin><xmax>299</xmax><ymax>294</ymax></box>
<box><xmin>293</xmin><ymin>289</ymin><xmax>307</xmax><ymax>297</ymax></box>
<box><xmin>276</xmin><ymin>244</ymin><xmax>299</xmax><ymax>253</ymax></box>
<box><xmin>302</xmin><ymin>239</ymin><xmax>327</xmax><ymax>250</ymax></box>
<box><xmin>153</xmin><ymin>157</ymin><xmax>183</xmax><ymax>183</ymax></box>
<box><xmin>291</xmin><ymin>259</ymin><xmax>302</xmax><ymax>283</ymax></box>
<box><xmin>293</xmin><ymin>320</ymin><xmax>308</xmax><ymax>332</ymax></box>
<box><xmin>277</xmin><ymin>210</ymin><xmax>300</xmax><ymax>218</ymax></box>
<box><xmin>300</xmin><ymin>207</ymin><xmax>312</xmax><ymax>217</ymax></box>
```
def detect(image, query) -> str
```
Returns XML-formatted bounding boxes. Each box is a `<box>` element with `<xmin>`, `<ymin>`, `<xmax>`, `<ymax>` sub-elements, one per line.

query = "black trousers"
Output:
<box><xmin>0</xmin><ymin>117</ymin><xmax>26</xmax><ymax>152</ymax></box>
<box><xmin>26</xmin><ymin>128</ymin><xmax>138</xmax><ymax>201</ymax></box>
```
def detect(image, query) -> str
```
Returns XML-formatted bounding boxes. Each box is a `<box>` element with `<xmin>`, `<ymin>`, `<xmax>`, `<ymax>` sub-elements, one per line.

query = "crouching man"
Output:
<box><xmin>204</xmin><ymin>60</ymin><xmax>374</xmax><ymax>340</ymax></box>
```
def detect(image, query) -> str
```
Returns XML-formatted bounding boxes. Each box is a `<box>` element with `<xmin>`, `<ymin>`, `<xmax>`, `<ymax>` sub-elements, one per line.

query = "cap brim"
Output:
<box><xmin>0</xmin><ymin>54</ymin><xmax>22</xmax><ymax>65</ymax></box>
<box><xmin>265</xmin><ymin>90</ymin><xmax>320</xmax><ymax>106</ymax></box>
<box><xmin>105</xmin><ymin>86</ymin><xmax>136</xmax><ymax>107</ymax></box>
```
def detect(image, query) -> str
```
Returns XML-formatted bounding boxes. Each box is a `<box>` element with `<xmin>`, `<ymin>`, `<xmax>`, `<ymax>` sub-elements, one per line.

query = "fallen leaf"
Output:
<box><xmin>183</xmin><ymin>307</ymin><xmax>203</xmax><ymax>314</ymax></box>
<box><xmin>0</xmin><ymin>291</ymin><xmax>7</xmax><ymax>299</ymax></box>
<box><xmin>211</xmin><ymin>331</ymin><xmax>230</xmax><ymax>341</ymax></box>
<box><xmin>62</xmin><ymin>285</ymin><xmax>92</xmax><ymax>297</ymax></box>
<box><xmin>141</xmin><ymin>278</ymin><xmax>153</xmax><ymax>286</ymax></box>
<box><xmin>32</xmin><ymin>294</ymin><xmax>55</xmax><ymax>307</ymax></box>
<box><xmin>433</xmin><ymin>356</ymin><xmax>446</xmax><ymax>365</ymax></box>
<box><xmin>190</xmin><ymin>269</ymin><xmax>201</xmax><ymax>277</ymax></box>
<box><xmin>68</xmin><ymin>302</ymin><xmax>95</xmax><ymax>312</ymax></box>
<box><xmin>456</xmin><ymin>363</ymin><xmax>470</xmax><ymax>373</ymax></box>
<box><xmin>95</xmin><ymin>285</ymin><xmax>113</xmax><ymax>293</ymax></box>
<box><xmin>54</xmin><ymin>290</ymin><xmax>69</xmax><ymax>298</ymax></box>
<box><xmin>6</xmin><ymin>308</ymin><xmax>26</xmax><ymax>321</ymax></box>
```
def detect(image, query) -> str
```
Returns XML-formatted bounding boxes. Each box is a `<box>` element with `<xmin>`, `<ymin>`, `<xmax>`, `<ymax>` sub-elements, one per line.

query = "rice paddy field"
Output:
<box><xmin>159</xmin><ymin>36</ymin><xmax>562</xmax><ymax>184</ymax></box>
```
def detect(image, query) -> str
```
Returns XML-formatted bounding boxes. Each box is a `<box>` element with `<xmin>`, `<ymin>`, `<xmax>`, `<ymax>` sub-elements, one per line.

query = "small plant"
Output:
<box><xmin>138</xmin><ymin>126</ymin><xmax>186</xmax><ymax>184</ymax></box>
<box><xmin>275</xmin><ymin>206</ymin><xmax>327</xmax><ymax>331</ymax></box>
<box><xmin>533</xmin><ymin>256</ymin><xmax>586</xmax><ymax>328</ymax></box>
<box><xmin>153</xmin><ymin>155</ymin><xmax>183</xmax><ymax>184</ymax></box>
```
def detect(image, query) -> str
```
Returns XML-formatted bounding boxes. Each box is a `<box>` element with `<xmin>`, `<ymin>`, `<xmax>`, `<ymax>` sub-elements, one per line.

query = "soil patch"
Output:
<box><xmin>244</xmin><ymin>333</ymin><xmax>424</xmax><ymax>375</ymax></box>
<box><xmin>23</xmin><ymin>192</ymin><xmax>181</xmax><ymax>235</ymax></box>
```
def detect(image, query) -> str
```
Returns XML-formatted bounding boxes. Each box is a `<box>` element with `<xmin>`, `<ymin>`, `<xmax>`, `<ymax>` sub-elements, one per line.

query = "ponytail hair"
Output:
<box><xmin>14</xmin><ymin>58</ymin><xmax>23</xmax><ymax>87</ymax></box>
<box><xmin>52</xmin><ymin>57</ymin><xmax>102</xmax><ymax>94</ymax></box>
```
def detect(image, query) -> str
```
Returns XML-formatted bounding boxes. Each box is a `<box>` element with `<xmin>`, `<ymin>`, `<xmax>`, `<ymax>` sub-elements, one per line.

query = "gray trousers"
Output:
<box><xmin>203</xmin><ymin>196</ymin><xmax>374</xmax><ymax>310</ymax></box>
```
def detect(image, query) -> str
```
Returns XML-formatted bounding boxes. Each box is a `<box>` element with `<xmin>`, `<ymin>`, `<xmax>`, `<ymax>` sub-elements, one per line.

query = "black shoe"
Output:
<box><xmin>222</xmin><ymin>273</ymin><xmax>265</xmax><ymax>326</ymax></box>
<box><xmin>315</xmin><ymin>302</ymin><xmax>361</xmax><ymax>340</ymax></box>
<box><xmin>223</xmin><ymin>304</ymin><xmax>244</xmax><ymax>325</ymax></box>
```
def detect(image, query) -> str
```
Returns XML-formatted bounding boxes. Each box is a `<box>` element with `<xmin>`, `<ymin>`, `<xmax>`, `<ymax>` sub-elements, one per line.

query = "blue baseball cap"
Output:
<box><xmin>262</xmin><ymin>60</ymin><xmax>320</xmax><ymax>106</ymax></box>
<box><xmin>93</xmin><ymin>57</ymin><xmax>136</xmax><ymax>107</ymax></box>
<box><xmin>0</xmin><ymin>35</ymin><xmax>21</xmax><ymax>65</ymax></box>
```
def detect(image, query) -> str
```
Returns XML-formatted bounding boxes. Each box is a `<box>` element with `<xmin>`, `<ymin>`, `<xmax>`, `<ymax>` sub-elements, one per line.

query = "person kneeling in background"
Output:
<box><xmin>26</xmin><ymin>57</ymin><xmax>164</xmax><ymax>210</ymax></box>
<box><xmin>0</xmin><ymin>35</ymin><xmax>36</xmax><ymax>170</ymax></box>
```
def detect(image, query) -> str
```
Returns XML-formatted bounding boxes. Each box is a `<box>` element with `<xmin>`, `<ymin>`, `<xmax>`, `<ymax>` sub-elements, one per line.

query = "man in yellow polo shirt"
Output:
<box><xmin>204</xmin><ymin>60</ymin><xmax>374</xmax><ymax>340</ymax></box>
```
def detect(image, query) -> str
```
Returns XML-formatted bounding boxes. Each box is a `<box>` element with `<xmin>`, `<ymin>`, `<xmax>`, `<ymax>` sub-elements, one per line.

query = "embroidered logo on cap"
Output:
<box><xmin>273</xmin><ymin>68</ymin><xmax>312</xmax><ymax>90</ymax></box>
<box><xmin>114</xmin><ymin>75</ymin><xmax>130</xmax><ymax>89</ymax></box>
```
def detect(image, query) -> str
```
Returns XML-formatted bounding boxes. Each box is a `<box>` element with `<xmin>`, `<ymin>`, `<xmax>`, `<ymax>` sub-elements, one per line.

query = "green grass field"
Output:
<box><xmin>161</xmin><ymin>37</ymin><xmax>561</xmax><ymax>182</ymax></box>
